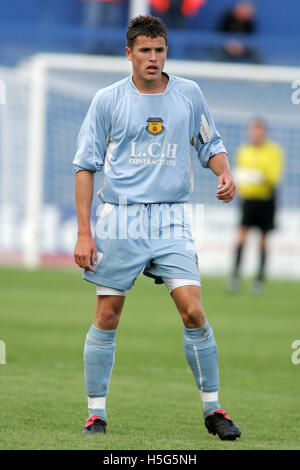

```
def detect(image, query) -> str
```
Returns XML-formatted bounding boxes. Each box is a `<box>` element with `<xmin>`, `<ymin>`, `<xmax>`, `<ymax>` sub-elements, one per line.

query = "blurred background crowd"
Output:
<box><xmin>0</xmin><ymin>0</ymin><xmax>300</xmax><ymax>67</ymax></box>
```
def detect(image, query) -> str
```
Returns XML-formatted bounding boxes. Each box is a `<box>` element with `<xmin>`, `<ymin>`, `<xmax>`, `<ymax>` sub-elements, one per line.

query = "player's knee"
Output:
<box><xmin>94</xmin><ymin>308</ymin><xmax>121</xmax><ymax>330</ymax></box>
<box><xmin>181</xmin><ymin>304</ymin><xmax>206</xmax><ymax>328</ymax></box>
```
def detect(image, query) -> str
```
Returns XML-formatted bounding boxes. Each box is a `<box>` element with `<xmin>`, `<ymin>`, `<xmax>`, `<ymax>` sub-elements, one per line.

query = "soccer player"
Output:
<box><xmin>228</xmin><ymin>119</ymin><xmax>284</xmax><ymax>294</ymax></box>
<box><xmin>73</xmin><ymin>15</ymin><xmax>241</xmax><ymax>440</ymax></box>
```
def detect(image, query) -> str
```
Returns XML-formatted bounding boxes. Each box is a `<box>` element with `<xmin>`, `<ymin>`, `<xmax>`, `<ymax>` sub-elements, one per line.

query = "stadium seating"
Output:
<box><xmin>0</xmin><ymin>0</ymin><xmax>299</xmax><ymax>67</ymax></box>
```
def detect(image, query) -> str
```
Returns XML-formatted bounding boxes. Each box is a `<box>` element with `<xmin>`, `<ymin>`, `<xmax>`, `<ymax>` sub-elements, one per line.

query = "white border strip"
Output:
<box><xmin>22</xmin><ymin>54</ymin><xmax>300</xmax><ymax>83</ymax></box>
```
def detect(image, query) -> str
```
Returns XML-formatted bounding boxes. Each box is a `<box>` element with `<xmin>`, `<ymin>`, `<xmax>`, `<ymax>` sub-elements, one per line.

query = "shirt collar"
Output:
<box><xmin>128</xmin><ymin>72</ymin><xmax>173</xmax><ymax>96</ymax></box>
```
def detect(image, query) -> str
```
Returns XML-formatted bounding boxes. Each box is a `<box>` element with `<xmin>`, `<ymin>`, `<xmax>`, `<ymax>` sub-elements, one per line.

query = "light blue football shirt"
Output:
<box><xmin>73</xmin><ymin>73</ymin><xmax>227</xmax><ymax>204</ymax></box>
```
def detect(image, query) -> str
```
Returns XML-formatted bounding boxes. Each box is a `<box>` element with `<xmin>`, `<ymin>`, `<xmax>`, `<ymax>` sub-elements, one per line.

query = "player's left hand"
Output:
<box><xmin>216</xmin><ymin>173</ymin><xmax>236</xmax><ymax>203</ymax></box>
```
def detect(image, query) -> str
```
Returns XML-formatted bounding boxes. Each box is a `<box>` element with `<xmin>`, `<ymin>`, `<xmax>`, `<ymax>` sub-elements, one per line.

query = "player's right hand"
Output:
<box><xmin>74</xmin><ymin>235</ymin><xmax>97</xmax><ymax>272</ymax></box>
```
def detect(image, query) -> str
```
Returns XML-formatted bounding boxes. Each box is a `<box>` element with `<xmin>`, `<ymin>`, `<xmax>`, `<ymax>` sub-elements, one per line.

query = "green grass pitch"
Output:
<box><xmin>0</xmin><ymin>267</ymin><xmax>299</xmax><ymax>450</ymax></box>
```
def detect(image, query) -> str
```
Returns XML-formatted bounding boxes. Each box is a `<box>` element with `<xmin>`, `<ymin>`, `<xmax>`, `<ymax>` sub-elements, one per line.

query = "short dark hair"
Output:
<box><xmin>126</xmin><ymin>15</ymin><xmax>168</xmax><ymax>49</ymax></box>
<box><xmin>249</xmin><ymin>118</ymin><xmax>267</xmax><ymax>130</ymax></box>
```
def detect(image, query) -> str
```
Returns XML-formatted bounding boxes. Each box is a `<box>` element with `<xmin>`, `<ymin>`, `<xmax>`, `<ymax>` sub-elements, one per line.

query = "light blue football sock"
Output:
<box><xmin>83</xmin><ymin>324</ymin><xmax>116</xmax><ymax>422</ymax></box>
<box><xmin>183</xmin><ymin>321</ymin><xmax>221</xmax><ymax>417</ymax></box>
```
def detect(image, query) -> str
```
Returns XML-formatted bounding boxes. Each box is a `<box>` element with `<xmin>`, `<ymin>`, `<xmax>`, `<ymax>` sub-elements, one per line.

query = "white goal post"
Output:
<box><xmin>1</xmin><ymin>53</ymin><xmax>300</xmax><ymax>278</ymax></box>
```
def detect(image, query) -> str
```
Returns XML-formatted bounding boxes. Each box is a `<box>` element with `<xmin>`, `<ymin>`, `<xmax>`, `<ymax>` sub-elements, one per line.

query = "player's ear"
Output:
<box><xmin>125</xmin><ymin>47</ymin><xmax>132</xmax><ymax>61</ymax></box>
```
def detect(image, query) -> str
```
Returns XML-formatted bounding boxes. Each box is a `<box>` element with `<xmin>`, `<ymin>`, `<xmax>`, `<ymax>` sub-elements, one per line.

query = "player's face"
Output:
<box><xmin>126</xmin><ymin>35</ymin><xmax>167</xmax><ymax>86</ymax></box>
<box><xmin>248</xmin><ymin>123</ymin><xmax>266</xmax><ymax>146</ymax></box>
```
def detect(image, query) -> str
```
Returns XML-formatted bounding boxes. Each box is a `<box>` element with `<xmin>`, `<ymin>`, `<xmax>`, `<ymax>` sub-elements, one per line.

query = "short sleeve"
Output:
<box><xmin>191</xmin><ymin>84</ymin><xmax>227</xmax><ymax>168</ymax></box>
<box><xmin>266</xmin><ymin>144</ymin><xmax>284</xmax><ymax>187</ymax></box>
<box><xmin>73</xmin><ymin>91</ymin><xmax>110</xmax><ymax>173</ymax></box>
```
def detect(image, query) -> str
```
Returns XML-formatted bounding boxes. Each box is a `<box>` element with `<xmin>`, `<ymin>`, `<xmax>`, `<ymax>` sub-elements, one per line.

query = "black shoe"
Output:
<box><xmin>82</xmin><ymin>415</ymin><xmax>107</xmax><ymax>434</ymax></box>
<box><xmin>204</xmin><ymin>409</ymin><xmax>241</xmax><ymax>441</ymax></box>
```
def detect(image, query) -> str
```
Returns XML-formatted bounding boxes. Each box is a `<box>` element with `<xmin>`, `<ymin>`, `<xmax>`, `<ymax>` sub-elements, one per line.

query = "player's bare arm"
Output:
<box><xmin>208</xmin><ymin>152</ymin><xmax>236</xmax><ymax>203</ymax></box>
<box><xmin>74</xmin><ymin>170</ymin><xmax>97</xmax><ymax>272</ymax></box>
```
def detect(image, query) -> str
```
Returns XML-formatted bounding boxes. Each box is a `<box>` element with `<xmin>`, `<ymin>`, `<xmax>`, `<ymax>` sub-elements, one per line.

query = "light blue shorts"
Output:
<box><xmin>83</xmin><ymin>202</ymin><xmax>200</xmax><ymax>291</ymax></box>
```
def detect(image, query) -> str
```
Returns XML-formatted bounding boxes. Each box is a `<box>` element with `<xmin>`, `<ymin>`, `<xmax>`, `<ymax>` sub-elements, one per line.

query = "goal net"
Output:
<box><xmin>0</xmin><ymin>54</ymin><xmax>299</xmax><ymax>278</ymax></box>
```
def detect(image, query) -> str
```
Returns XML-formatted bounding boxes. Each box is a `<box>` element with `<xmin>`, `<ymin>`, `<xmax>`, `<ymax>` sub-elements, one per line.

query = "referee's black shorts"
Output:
<box><xmin>240</xmin><ymin>197</ymin><xmax>276</xmax><ymax>232</ymax></box>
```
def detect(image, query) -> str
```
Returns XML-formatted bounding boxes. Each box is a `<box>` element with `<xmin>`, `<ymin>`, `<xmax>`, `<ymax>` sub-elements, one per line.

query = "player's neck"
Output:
<box><xmin>252</xmin><ymin>140</ymin><xmax>266</xmax><ymax>147</ymax></box>
<box><xmin>132</xmin><ymin>72</ymin><xmax>169</xmax><ymax>94</ymax></box>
